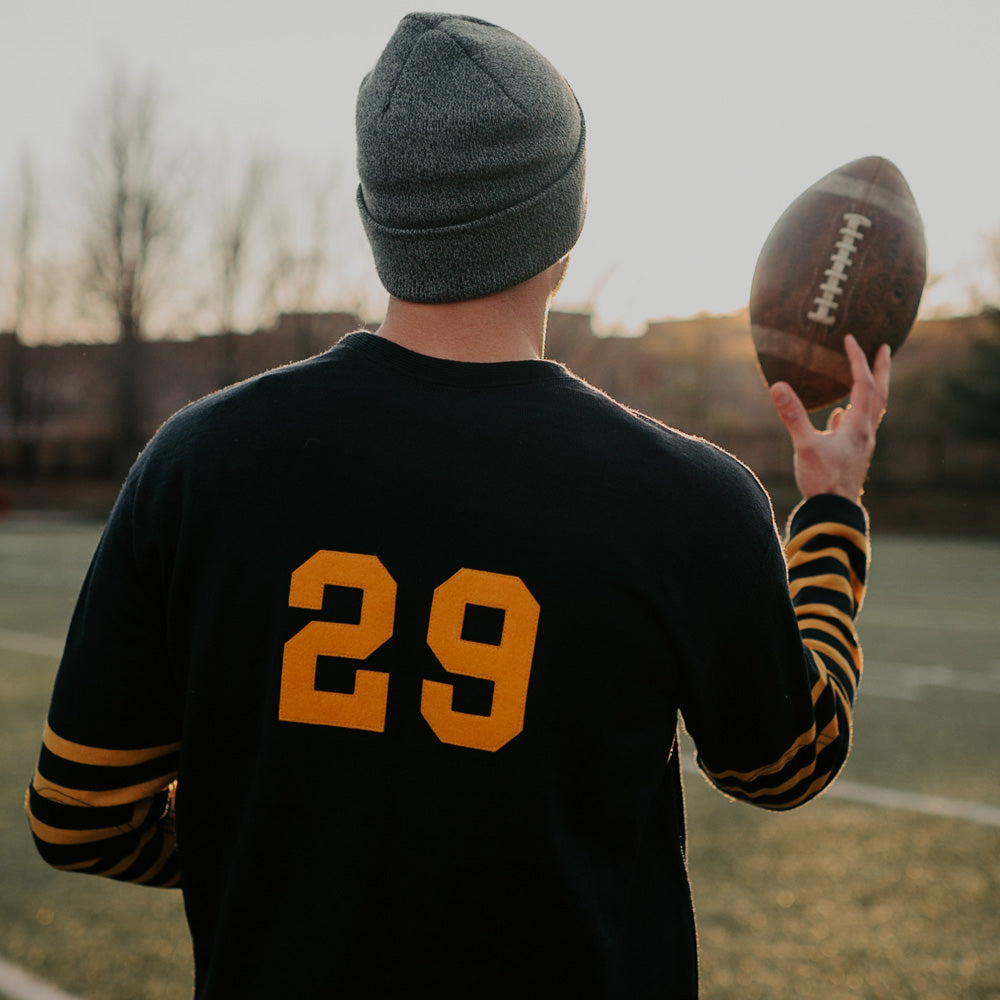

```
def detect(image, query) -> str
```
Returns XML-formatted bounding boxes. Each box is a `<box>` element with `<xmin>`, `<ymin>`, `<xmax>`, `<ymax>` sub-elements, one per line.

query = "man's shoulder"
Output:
<box><xmin>152</xmin><ymin>336</ymin><xmax>365</xmax><ymax>443</ymax></box>
<box><xmin>128</xmin><ymin>349</ymin><xmax>342</xmax><ymax>488</ymax></box>
<box><xmin>561</xmin><ymin>371</ymin><xmax>764</xmax><ymax>487</ymax></box>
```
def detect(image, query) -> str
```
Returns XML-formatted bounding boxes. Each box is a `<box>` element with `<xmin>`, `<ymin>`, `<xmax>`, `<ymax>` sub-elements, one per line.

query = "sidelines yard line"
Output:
<box><xmin>862</xmin><ymin>661</ymin><xmax>1000</xmax><ymax>701</ymax></box>
<box><xmin>0</xmin><ymin>568</ymin><xmax>86</xmax><ymax>589</ymax></box>
<box><xmin>825</xmin><ymin>780</ymin><xmax>1000</xmax><ymax>827</ymax></box>
<box><xmin>862</xmin><ymin>606</ymin><xmax>1000</xmax><ymax>633</ymax></box>
<box><xmin>682</xmin><ymin>759</ymin><xmax>1000</xmax><ymax>827</ymax></box>
<box><xmin>0</xmin><ymin>957</ymin><xmax>82</xmax><ymax>1000</ymax></box>
<box><xmin>0</xmin><ymin>629</ymin><xmax>64</xmax><ymax>659</ymax></box>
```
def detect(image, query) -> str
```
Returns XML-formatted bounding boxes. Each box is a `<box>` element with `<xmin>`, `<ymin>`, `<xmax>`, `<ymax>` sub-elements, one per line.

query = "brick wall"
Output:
<box><xmin>1</xmin><ymin>310</ymin><xmax>997</xmax><ymax>494</ymax></box>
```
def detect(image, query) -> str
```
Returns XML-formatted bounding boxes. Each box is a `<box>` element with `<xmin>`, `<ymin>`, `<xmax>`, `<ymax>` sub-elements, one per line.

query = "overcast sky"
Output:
<box><xmin>3</xmin><ymin>0</ymin><xmax>999</xmax><ymax>332</ymax></box>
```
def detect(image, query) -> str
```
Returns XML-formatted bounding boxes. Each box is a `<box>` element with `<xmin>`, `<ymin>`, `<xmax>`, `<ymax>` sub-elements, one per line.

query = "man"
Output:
<box><xmin>27</xmin><ymin>13</ymin><xmax>890</xmax><ymax>999</ymax></box>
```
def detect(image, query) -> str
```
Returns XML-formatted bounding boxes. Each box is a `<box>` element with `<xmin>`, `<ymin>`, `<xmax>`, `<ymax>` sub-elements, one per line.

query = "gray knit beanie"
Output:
<box><xmin>356</xmin><ymin>12</ymin><xmax>587</xmax><ymax>303</ymax></box>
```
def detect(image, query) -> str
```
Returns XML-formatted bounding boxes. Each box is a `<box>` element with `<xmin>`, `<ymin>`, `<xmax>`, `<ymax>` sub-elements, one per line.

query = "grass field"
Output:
<box><xmin>2</xmin><ymin>520</ymin><xmax>998</xmax><ymax>999</ymax></box>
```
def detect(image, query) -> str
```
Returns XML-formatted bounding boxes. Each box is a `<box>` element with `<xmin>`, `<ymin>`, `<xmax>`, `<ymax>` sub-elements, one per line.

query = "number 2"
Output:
<box><xmin>278</xmin><ymin>552</ymin><xmax>540</xmax><ymax>752</ymax></box>
<box><xmin>279</xmin><ymin>551</ymin><xmax>396</xmax><ymax>733</ymax></box>
<box><xmin>423</xmin><ymin>568</ymin><xmax>539</xmax><ymax>752</ymax></box>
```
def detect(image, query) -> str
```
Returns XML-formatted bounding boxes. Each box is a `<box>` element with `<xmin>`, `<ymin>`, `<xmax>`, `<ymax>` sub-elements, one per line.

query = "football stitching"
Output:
<box><xmin>807</xmin><ymin>212</ymin><xmax>872</xmax><ymax>327</ymax></box>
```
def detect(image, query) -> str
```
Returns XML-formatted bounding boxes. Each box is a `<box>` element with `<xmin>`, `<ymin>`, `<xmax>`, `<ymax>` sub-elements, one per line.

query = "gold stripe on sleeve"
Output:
<box><xmin>789</xmin><ymin>573</ymin><xmax>854</xmax><ymax>603</ymax></box>
<box><xmin>713</xmin><ymin>757</ymin><xmax>819</xmax><ymax>801</ymax></box>
<box><xmin>27</xmin><ymin>796</ymin><xmax>155</xmax><ymax>847</ymax></box>
<box><xmin>42</xmin><ymin>724</ymin><xmax>180</xmax><ymax>768</ymax></box>
<box><xmin>29</xmin><ymin>811</ymin><xmax>133</xmax><ymax>847</ymax></box>
<box><xmin>706</xmin><ymin>711</ymin><xmax>838</xmax><ymax>794</ymax></box>
<box><xmin>766</xmin><ymin>771</ymin><xmax>835</xmax><ymax>811</ymax></box>
<box><xmin>804</xmin><ymin>639</ymin><xmax>859</xmax><ymax>696</ymax></box>
<box><xmin>788</xmin><ymin>545</ymin><xmax>853</xmax><ymax>572</ymax></box>
<box><xmin>788</xmin><ymin>546</ymin><xmax>864</xmax><ymax>602</ymax></box>
<box><xmin>705</xmin><ymin>679</ymin><xmax>846</xmax><ymax>790</ymax></box>
<box><xmin>51</xmin><ymin>858</ymin><xmax>103</xmax><ymax>872</ymax></box>
<box><xmin>785</xmin><ymin>522</ymin><xmax>867</xmax><ymax>561</ymax></box>
<box><xmin>795</xmin><ymin>602</ymin><xmax>857</xmax><ymax>634</ymax></box>
<box><xmin>135</xmin><ymin>836</ymin><xmax>179</xmax><ymax>885</ymax></box>
<box><xmin>798</xmin><ymin>615</ymin><xmax>859</xmax><ymax>649</ymax></box>
<box><xmin>814</xmin><ymin>711</ymin><xmax>842</xmax><ymax>750</ymax></box>
<box><xmin>99</xmin><ymin>824</ymin><xmax>159</xmax><ymax>878</ymax></box>
<box><xmin>808</xmin><ymin>651</ymin><xmax>853</xmax><ymax>717</ymax></box>
<box><xmin>706</xmin><ymin>719</ymin><xmax>817</xmax><ymax>783</ymax></box>
<box><xmin>31</xmin><ymin>770</ymin><xmax>178</xmax><ymax>810</ymax></box>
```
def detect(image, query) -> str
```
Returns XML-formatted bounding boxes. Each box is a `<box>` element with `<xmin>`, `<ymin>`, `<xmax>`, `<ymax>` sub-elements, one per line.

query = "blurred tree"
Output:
<box><xmin>9</xmin><ymin>152</ymin><xmax>38</xmax><ymax>337</ymax></box>
<box><xmin>936</xmin><ymin>307</ymin><xmax>1000</xmax><ymax>441</ymax></box>
<box><xmin>79</xmin><ymin>68</ymin><xmax>186</xmax><ymax>472</ymax></box>
<box><xmin>5</xmin><ymin>152</ymin><xmax>39</xmax><ymax>474</ymax></box>
<box><xmin>210</xmin><ymin>153</ymin><xmax>273</xmax><ymax>385</ymax></box>
<box><xmin>936</xmin><ymin>229</ymin><xmax>1000</xmax><ymax>443</ymax></box>
<box><xmin>257</xmin><ymin>167</ymin><xmax>339</xmax><ymax>321</ymax></box>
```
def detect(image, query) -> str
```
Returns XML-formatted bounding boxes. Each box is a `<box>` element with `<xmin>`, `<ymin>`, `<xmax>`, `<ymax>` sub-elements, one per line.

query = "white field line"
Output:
<box><xmin>682</xmin><ymin>757</ymin><xmax>1000</xmax><ymax>827</ymax></box>
<box><xmin>862</xmin><ymin>661</ymin><xmax>1000</xmax><ymax>701</ymax></box>
<box><xmin>862</xmin><ymin>606</ymin><xmax>1000</xmax><ymax>633</ymax></box>
<box><xmin>0</xmin><ymin>567</ymin><xmax>84</xmax><ymax>589</ymax></box>
<box><xmin>823</xmin><ymin>780</ymin><xmax>1000</xmax><ymax>828</ymax></box>
<box><xmin>0</xmin><ymin>957</ymin><xmax>82</xmax><ymax>1000</ymax></box>
<box><xmin>0</xmin><ymin>629</ymin><xmax>64</xmax><ymax>659</ymax></box>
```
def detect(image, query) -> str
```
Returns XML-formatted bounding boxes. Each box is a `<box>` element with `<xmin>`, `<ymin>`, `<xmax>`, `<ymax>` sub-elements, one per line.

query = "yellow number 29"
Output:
<box><xmin>279</xmin><ymin>551</ymin><xmax>540</xmax><ymax>752</ymax></box>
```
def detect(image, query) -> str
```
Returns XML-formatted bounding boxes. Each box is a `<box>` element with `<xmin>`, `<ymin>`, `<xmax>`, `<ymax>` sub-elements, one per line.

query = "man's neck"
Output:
<box><xmin>373</xmin><ymin>264</ymin><xmax>564</xmax><ymax>363</ymax></box>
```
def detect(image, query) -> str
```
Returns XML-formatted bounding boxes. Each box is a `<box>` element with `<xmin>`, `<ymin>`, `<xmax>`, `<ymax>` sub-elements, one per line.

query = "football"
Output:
<box><xmin>749</xmin><ymin>156</ymin><xmax>926</xmax><ymax>411</ymax></box>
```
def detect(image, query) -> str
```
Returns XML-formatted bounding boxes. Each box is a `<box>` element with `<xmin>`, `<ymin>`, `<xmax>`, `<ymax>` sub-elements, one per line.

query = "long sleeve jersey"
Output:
<box><xmin>27</xmin><ymin>332</ymin><xmax>869</xmax><ymax>999</ymax></box>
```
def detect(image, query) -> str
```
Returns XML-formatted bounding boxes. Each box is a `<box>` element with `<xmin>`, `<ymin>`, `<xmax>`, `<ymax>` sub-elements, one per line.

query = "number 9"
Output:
<box><xmin>423</xmin><ymin>568</ymin><xmax>540</xmax><ymax>752</ymax></box>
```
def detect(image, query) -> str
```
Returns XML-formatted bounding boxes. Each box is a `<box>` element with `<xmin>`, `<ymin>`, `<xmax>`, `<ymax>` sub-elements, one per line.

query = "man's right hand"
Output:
<box><xmin>769</xmin><ymin>334</ymin><xmax>892</xmax><ymax>504</ymax></box>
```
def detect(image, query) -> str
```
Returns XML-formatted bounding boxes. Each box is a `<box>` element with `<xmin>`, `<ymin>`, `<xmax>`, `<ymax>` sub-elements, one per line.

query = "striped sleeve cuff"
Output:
<box><xmin>700</xmin><ymin>495</ymin><xmax>870</xmax><ymax>810</ymax></box>
<box><xmin>25</xmin><ymin>724</ymin><xmax>181</xmax><ymax>888</ymax></box>
<box><xmin>787</xmin><ymin>494</ymin><xmax>868</xmax><ymax>705</ymax></box>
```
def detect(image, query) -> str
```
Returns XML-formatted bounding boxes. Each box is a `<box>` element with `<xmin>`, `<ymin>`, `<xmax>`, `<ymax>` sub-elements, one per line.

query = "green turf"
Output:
<box><xmin>684</xmin><ymin>781</ymin><xmax>1000</xmax><ymax>999</ymax></box>
<box><xmin>2</xmin><ymin>521</ymin><xmax>998</xmax><ymax>999</ymax></box>
<box><xmin>0</xmin><ymin>523</ymin><xmax>191</xmax><ymax>999</ymax></box>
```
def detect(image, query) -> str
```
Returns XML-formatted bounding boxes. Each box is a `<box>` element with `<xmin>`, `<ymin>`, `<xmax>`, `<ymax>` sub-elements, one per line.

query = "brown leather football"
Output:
<box><xmin>750</xmin><ymin>156</ymin><xmax>926</xmax><ymax>411</ymax></box>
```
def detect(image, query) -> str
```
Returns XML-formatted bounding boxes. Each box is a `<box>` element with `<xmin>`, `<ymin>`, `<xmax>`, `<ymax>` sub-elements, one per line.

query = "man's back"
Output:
<box><xmin>73</xmin><ymin>331</ymin><xmax>785</xmax><ymax>996</ymax></box>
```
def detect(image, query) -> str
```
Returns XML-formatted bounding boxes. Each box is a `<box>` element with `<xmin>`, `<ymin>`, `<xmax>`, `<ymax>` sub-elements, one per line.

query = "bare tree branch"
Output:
<box><xmin>80</xmin><ymin>68</ymin><xmax>184</xmax><ymax>343</ymax></box>
<box><xmin>212</xmin><ymin>153</ymin><xmax>273</xmax><ymax>334</ymax></box>
<box><xmin>256</xmin><ymin>165</ymin><xmax>341</xmax><ymax>321</ymax></box>
<box><xmin>78</xmin><ymin>66</ymin><xmax>188</xmax><ymax>472</ymax></box>
<box><xmin>11</xmin><ymin>151</ymin><xmax>39</xmax><ymax>337</ymax></box>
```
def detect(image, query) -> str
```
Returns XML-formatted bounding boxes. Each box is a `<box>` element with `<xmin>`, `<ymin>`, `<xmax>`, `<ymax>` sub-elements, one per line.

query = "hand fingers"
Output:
<box><xmin>769</xmin><ymin>381</ymin><xmax>812</xmax><ymax>444</ymax></box>
<box><xmin>843</xmin><ymin>334</ymin><xmax>874</xmax><ymax>415</ymax></box>
<box><xmin>827</xmin><ymin>407</ymin><xmax>845</xmax><ymax>431</ymax></box>
<box><xmin>843</xmin><ymin>334</ymin><xmax>891</xmax><ymax>425</ymax></box>
<box><xmin>872</xmin><ymin>342</ymin><xmax>892</xmax><ymax>419</ymax></box>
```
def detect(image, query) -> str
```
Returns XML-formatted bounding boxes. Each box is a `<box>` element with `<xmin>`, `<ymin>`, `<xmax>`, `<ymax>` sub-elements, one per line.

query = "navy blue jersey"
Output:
<box><xmin>29</xmin><ymin>332</ymin><xmax>869</xmax><ymax>998</ymax></box>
